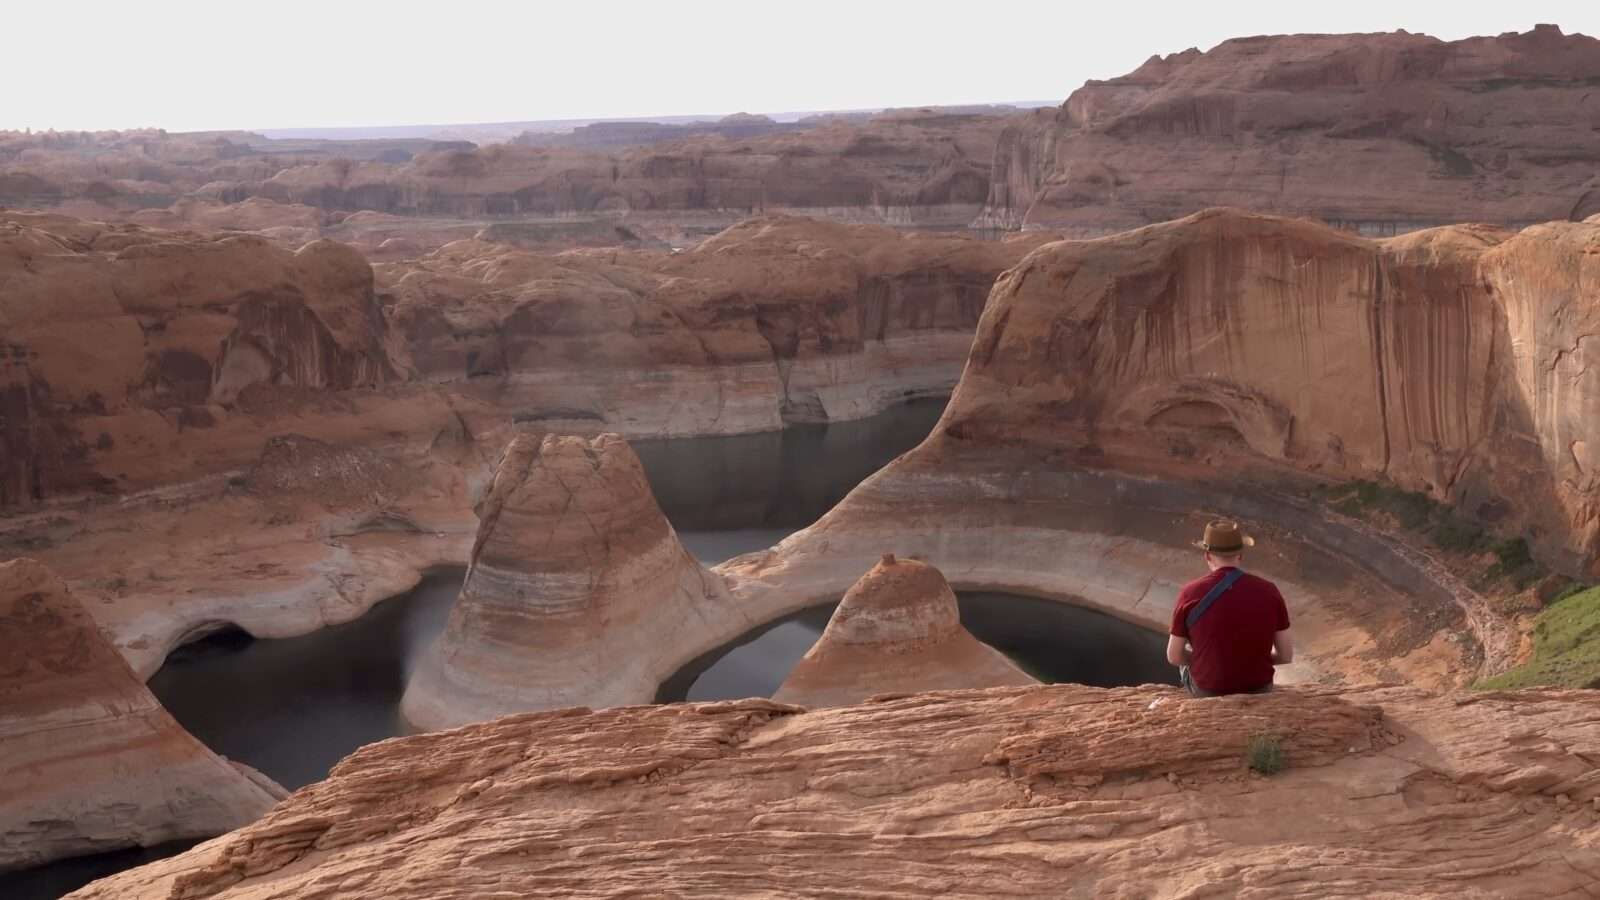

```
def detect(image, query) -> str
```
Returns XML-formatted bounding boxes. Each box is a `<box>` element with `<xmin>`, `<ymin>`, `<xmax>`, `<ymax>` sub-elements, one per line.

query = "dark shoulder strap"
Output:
<box><xmin>1185</xmin><ymin>569</ymin><xmax>1245</xmax><ymax>632</ymax></box>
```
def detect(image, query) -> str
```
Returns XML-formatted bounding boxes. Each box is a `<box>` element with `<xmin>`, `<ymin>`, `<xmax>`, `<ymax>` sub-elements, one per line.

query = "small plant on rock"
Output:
<box><xmin>1246</xmin><ymin>733</ymin><xmax>1286</xmax><ymax>775</ymax></box>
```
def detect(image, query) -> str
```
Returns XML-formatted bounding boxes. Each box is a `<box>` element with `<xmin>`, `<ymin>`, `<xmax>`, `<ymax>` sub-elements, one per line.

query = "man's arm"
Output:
<box><xmin>1271</xmin><ymin>628</ymin><xmax>1294</xmax><ymax>665</ymax></box>
<box><xmin>1166</xmin><ymin>634</ymin><xmax>1191</xmax><ymax>667</ymax></box>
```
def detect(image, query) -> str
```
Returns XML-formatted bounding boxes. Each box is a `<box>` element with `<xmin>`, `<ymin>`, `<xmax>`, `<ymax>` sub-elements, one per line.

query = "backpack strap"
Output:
<box><xmin>1185</xmin><ymin>568</ymin><xmax>1244</xmax><ymax>632</ymax></box>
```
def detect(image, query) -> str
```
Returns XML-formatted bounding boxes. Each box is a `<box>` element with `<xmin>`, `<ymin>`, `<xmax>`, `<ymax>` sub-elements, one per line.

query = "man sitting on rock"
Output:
<box><xmin>1166</xmin><ymin>520</ymin><xmax>1293</xmax><ymax>696</ymax></box>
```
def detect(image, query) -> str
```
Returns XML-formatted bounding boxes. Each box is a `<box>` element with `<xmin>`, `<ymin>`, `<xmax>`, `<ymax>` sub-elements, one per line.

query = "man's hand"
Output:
<box><xmin>1271</xmin><ymin>628</ymin><xmax>1295</xmax><ymax>665</ymax></box>
<box><xmin>1166</xmin><ymin>634</ymin><xmax>1191</xmax><ymax>667</ymax></box>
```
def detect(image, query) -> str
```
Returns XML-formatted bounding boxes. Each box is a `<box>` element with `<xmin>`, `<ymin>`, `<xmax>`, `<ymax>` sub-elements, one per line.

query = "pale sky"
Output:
<box><xmin>8</xmin><ymin>0</ymin><xmax>1599</xmax><ymax>133</ymax></box>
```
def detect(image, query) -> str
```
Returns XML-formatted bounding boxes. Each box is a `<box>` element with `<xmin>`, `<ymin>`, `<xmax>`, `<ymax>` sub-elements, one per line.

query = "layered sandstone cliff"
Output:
<box><xmin>0</xmin><ymin>559</ymin><xmax>282</xmax><ymax>871</ymax></box>
<box><xmin>382</xmin><ymin>216</ymin><xmax>1056</xmax><ymax>435</ymax></box>
<box><xmin>401</xmin><ymin>434</ymin><xmax>734</xmax><ymax>728</ymax></box>
<box><xmin>943</xmin><ymin>207</ymin><xmax>1600</xmax><ymax>570</ymax></box>
<box><xmin>981</xmin><ymin>26</ymin><xmax>1600</xmax><ymax>234</ymax></box>
<box><xmin>2</xmin><ymin>211</ymin><xmax>1038</xmax><ymax>511</ymax></box>
<box><xmin>0</xmin><ymin>210</ymin><xmax>394</xmax><ymax>506</ymax></box>
<box><xmin>65</xmin><ymin>685</ymin><xmax>1600</xmax><ymax>898</ymax></box>
<box><xmin>774</xmin><ymin>555</ymin><xmax>1033</xmax><ymax>706</ymax></box>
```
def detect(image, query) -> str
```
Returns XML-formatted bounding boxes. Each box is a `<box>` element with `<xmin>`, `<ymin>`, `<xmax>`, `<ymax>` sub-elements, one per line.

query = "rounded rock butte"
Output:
<box><xmin>773</xmin><ymin>554</ymin><xmax>1035</xmax><ymax>707</ymax></box>
<box><xmin>400</xmin><ymin>432</ymin><xmax>737</xmax><ymax>729</ymax></box>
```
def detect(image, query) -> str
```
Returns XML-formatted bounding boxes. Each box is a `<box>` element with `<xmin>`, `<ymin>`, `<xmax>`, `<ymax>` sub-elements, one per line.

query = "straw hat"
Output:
<box><xmin>1193</xmin><ymin>519</ymin><xmax>1255</xmax><ymax>553</ymax></box>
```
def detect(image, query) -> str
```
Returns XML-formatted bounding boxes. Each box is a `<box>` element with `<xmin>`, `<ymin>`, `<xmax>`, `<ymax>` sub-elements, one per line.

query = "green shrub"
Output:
<box><xmin>1486</xmin><ymin>537</ymin><xmax>1539</xmax><ymax>587</ymax></box>
<box><xmin>1477</xmin><ymin>586</ymin><xmax>1600</xmax><ymax>689</ymax></box>
<box><xmin>1550</xmin><ymin>582</ymin><xmax>1592</xmax><ymax>606</ymax></box>
<box><xmin>1429</xmin><ymin>518</ymin><xmax>1486</xmax><ymax>553</ymax></box>
<box><xmin>1320</xmin><ymin>479</ymin><xmax>1542</xmax><ymax>582</ymax></box>
<box><xmin>1245</xmin><ymin>733</ymin><xmax>1287</xmax><ymax>775</ymax></box>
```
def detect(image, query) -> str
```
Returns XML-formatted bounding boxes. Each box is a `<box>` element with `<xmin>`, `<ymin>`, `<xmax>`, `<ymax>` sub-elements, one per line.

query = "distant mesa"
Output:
<box><xmin>978</xmin><ymin>26</ymin><xmax>1600</xmax><ymax>234</ymax></box>
<box><xmin>774</xmin><ymin>554</ymin><xmax>1035</xmax><ymax>707</ymax></box>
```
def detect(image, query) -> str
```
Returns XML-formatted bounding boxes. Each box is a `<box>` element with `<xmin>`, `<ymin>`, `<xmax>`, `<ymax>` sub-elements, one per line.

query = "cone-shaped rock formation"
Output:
<box><xmin>402</xmin><ymin>433</ymin><xmax>732</xmax><ymax>729</ymax></box>
<box><xmin>774</xmin><ymin>554</ymin><xmax>1033</xmax><ymax>706</ymax></box>
<box><xmin>0</xmin><ymin>558</ymin><xmax>282</xmax><ymax>872</ymax></box>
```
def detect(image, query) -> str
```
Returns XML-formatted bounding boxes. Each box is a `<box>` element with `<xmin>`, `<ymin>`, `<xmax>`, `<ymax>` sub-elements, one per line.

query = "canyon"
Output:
<box><xmin>0</xmin><ymin>106</ymin><xmax>1013</xmax><ymax>250</ymax></box>
<box><xmin>3</xmin><ymin>21</ymin><xmax>1600</xmax><ymax>900</ymax></box>
<box><xmin>6</xmin><ymin>28</ymin><xmax>1600</xmax><ymax>253</ymax></box>
<box><xmin>2</xmin><ymin>210</ymin><xmax>1047</xmax><ymax>510</ymax></box>
<box><xmin>8</xmin><ymin>202</ymin><xmax>1600</xmax><ymax>896</ymax></box>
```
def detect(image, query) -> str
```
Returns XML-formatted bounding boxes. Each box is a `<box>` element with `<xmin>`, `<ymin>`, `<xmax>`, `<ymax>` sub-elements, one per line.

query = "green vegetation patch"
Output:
<box><xmin>1477</xmin><ymin>586</ymin><xmax>1600</xmax><ymax>690</ymax></box>
<box><xmin>1245</xmin><ymin>733</ymin><xmax>1286</xmax><ymax>775</ymax></box>
<box><xmin>1319</xmin><ymin>479</ymin><xmax>1545</xmax><ymax>589</ymax></box>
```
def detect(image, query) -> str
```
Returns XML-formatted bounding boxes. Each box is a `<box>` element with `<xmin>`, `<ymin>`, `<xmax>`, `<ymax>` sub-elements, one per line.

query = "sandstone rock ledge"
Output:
<box><xmin>69</xmin><ymin>685</ymin><xmax>1600</xmax><ymax>899</ymax></box>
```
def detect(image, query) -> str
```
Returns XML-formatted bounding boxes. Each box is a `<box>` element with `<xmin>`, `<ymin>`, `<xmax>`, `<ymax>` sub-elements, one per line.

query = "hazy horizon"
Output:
<box><xmin>9</xmin><ymin>0</ymin><xmax>1600</xmax><ymax>133</ymax></box>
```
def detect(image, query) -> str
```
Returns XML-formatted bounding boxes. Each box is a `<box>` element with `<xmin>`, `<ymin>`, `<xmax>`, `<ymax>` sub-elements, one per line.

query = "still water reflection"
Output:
<box><xmin>658</xmin><ymin>592</ymin><xmax>1180</xmax><ymax>703</ymax></box>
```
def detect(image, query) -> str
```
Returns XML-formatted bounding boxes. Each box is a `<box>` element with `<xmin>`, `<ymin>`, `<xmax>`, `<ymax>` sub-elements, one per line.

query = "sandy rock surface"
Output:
<box><xmin>65</xmin><ymin>684</ymin><xmax>1600</xmax><ymax>899</ymax></box>
<box><xmin>774</xmin><ymin>554</ymin><xmax>1034</xmax><ymax>706</ymax></box>
<box><xmin>981</xmin><ymin>26</ymin><xmax>1600</xmax><ymax>234</ymax></box>
<box><xmin>0</xmin><ymin>559</ymin><xmax>282</xmax><ymax>872</ymax></box>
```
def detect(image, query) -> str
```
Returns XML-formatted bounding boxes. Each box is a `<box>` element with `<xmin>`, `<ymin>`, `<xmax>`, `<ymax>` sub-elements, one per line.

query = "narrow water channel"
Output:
<box><xmin>658</xmin><ymin>592</ymin><xmax>1179</xmax><ymax>703</ymax></box>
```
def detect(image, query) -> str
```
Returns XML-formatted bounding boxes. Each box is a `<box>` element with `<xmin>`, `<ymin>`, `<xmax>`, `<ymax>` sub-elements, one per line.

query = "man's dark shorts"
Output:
<box><xmin>1180</xmin><ymin>666</ymin><xmax>1272</xmax><ymax>698</ymax></box>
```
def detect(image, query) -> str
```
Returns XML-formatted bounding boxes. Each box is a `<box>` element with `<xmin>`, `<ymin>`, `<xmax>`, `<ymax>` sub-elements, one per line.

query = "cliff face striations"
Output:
<box><xmin>64</xmin><ymin>685</ymin><xmax>1600</xmax><ymax>898</ymax></box>
<box><xmin>774</xmin><ymin>555</ymin><xmax>1034</xmax><ymax>706</ymax></box>
<box><xmin>945</xmin><ymin>207</ymin><xmax>1600</xmax><ymax>568</ymax></box>
<box><xmin>980</xmin><ymin>26</ymin><xmax>1600</xmax><ymax>235</ymax></box>
<box><xmin>0</xmin><ymin>559</ymin><xmax>282</xmax><ymax>871</ymax></box>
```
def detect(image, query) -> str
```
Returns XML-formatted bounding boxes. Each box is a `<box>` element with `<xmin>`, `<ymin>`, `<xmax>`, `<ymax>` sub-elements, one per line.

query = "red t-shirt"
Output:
<box><xmin>1169</xmin><ymin>567</ymin><xmax>1290</xmax><ymax>694</ymax></box>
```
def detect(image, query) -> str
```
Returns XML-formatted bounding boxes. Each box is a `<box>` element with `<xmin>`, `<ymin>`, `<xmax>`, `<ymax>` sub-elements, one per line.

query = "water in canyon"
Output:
<box><xmin>7</xmin><ymin>399</ymin><xmax>1175</xmax><ymax>897</ymax></box>
<box><xmin>145</xmin><ymin>399</ymin><xmax>953</xmax><ymax>792</ymax></box>
<box><xmin>659</xmin><ymin>592</ymin><xmax>1179</xmax><ymax>703</ymax></box>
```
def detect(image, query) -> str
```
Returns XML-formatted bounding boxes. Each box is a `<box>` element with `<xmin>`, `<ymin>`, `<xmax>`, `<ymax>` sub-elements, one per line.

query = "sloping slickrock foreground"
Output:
<box><xmin>0</xmin><ymin>559</ymin><xmax>282</xmax><ymax>871</ymax></box>
<box><xmin>402</xmin><ymin>434</ymin><xmax>732</xmax><ymax>729</ymax></box>
<box><xmin>67</xmin><ymin>685</ymin><xmax>1600</xmax><ymax>898</ymax></box>
<box><xmin>774</xmin><ymin>554</ymin><xmax>1034</xmax><ymax>706</ymax></box>
<box><xmin>981</xmin><ymin>26</ymin><xmax>1600</xmax><ymax>234</ymax></box>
